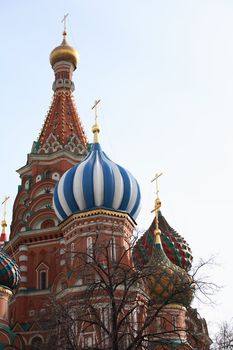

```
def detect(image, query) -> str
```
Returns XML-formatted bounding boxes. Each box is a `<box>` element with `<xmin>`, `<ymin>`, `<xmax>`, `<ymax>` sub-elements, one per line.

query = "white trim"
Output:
<box><xmin>19</xmin><ymin>255</ymin><xmax>28</xmax><ymax>262</ymax></box>
<box><xmin>19</xmin><ymin>245</ymin><xmax>28</xmax><ymax>252</ymax></box>
<box><xmin>20</xmin><ymin>265</ymin><xmax>28</xmax><ymax>272</ymax></box>
<box><xmin>17</xmin><ymin>152</ymin><xmax>82</xmax><ymax>175</ymax></box>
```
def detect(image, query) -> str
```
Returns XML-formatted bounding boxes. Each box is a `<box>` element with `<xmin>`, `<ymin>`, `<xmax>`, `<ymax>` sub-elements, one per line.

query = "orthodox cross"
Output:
<box><xmin>151</xmin><ymin>173</ymin><xmax>162</xmax><ymax>214</ymax></box>
<box><xmin>92</xmin><ymin>99</ymin><xmax>101</xmax><ymax>124</ymax></box>
<box><xmin>151</xmin><ymin>172</ymin><xmax>163</xmax><ymax>199</ymax></box>
<box><xmin>61</xmin><ymin>13</ymin><xmax>69</xmax><ymax>32</ymax></box>
<box><xmin>151</xmin><ymin>173</ymin><xmax>163</xmax><ymax>242</ymax></box>
<box><xmin>1</xmin><ymin>196</ymin><xmax>10</xmax><ymax>222</ymax></box>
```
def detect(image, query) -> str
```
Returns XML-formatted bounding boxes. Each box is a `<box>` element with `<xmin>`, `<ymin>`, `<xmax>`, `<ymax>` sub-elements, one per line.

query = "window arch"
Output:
<box><xmin>36</xmin><ymin>262</ymin><xmax>49</xmax><ymax>290</ymax></box>
<box><xmin>40</xmin><ymin>271</ymin><xmax>47</xmax><ymax>290</ymax></box>
<box><xmin>41</xmin><ymin>219</ymin><xmax>55</xmax><ymax>229</ymax></box>
<box><xmin>110</xmin><ymin>237</ymin><xmax>116</xmax><ymax>262</ymax></box>
<box><xmin>31</xmin><ymin>336</ymin><xmax>43</xmax><ymax>349</ymax></box>
<box><xmin>44</xmin><ymin>170</ymin><xmax>51</xmax><ymax>179</ymax></box>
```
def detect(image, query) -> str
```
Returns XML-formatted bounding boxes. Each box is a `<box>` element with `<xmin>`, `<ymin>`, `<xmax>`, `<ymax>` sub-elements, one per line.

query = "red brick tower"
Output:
<box><xmin>4</xmin><ymin>30</ymin><xmax>88</xmax><ymax>347</ymax></box>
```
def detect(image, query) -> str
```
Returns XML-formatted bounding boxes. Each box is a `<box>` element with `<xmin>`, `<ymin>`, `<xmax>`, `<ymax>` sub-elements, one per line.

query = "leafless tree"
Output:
<box><xmin>211</xmin><ymin>321</ymin><xmax>233</xmax><ymax>350</ymax></box>
<box><xmin>38</xmin><ymin>232</ymin><xmax>215</xmax><ymax>350</ymax></box>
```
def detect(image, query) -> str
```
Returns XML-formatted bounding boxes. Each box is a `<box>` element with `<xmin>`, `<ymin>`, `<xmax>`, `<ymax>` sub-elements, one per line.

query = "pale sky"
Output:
<box><xmin>1</xmin><ymin>0</ymin><xmax>233</xmax><ymax>336</ymax></box>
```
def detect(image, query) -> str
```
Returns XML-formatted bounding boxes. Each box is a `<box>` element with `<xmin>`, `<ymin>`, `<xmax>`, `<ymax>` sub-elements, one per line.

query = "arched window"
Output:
<box><xmin>45</xmin><ymin>171</ymin><xmax>51</xmax><ymax>179</ymax></box>
<box><xmin>31</xmin><ymin>336</ymin><xmax>42</xmax><ymax>349</ymax></box>
<box><xmin>40</xmin><ymin>271</ymin><xmax>47</xmax><ymax>290</ymax></box>
<box><xmin>41</xmin><ymin>219</ymin><xmax>55</xmax><ymax>229</ymax></box>
<box><xmin>110</xmin><ymin>237</ymin><xmax>116</xmax><ymax>262</ymax></box>
<box><xmin>36</xmin><ymin>262</ymin><xmax>49</xmax><ymax>290</ymax></box>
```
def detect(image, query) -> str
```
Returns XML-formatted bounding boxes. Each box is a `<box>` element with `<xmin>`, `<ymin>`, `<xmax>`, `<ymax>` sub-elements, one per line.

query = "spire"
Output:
<box><xmin>151</xmin><ymin>173</ymin><xmax>163</xmax><ymax>245</ymax></box>
<box><xmin>0</xmin><ymin>196</ymin><xmax>9</xmax><ymax>247</ymax></box>
<box><xmin>34</xmin><ymin>27</ymin><xmax>88</xmax><ymax>155</ymax></box>
<box><xmin>91</xmin><ymin>99</ymin><xmax>101</xmax><ymax>143</ymax></box>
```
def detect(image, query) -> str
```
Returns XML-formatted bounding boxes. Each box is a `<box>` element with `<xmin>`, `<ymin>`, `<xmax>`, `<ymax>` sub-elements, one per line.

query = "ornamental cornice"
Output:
<box><xmin>17</xmin><ymin>150</ymin><xmax>83</xmax><ymax>175</ymax></box>
<box><xmin>60</xmin><ymin>208</ymin><xmax>136</xmax><ymax>230</ymax></box>
<box><xmin>6</xmin><ymin>226</ymin><xmax>61</xmax><ymax>253</ymax></box>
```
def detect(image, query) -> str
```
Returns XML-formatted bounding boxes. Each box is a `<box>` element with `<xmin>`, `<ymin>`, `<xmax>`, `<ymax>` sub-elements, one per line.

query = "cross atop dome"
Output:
<box><xmin>151</xmin><ymin>172</ymin><xmax>163</xmax><ymax>244</ymax></box>
<box><xmin>92</xmin><ymin>99</ymin><xmax>101</xmax><ymax>143</ymax></box>
<box><xmin>61</xmin><ymin>13</ymin><xmax>69</xmax><ymax>34</ymax></box>
<box><xmin>0</xmin><ymin>196</ymin><xmax>9</xmax><ymax>247</ymax></box>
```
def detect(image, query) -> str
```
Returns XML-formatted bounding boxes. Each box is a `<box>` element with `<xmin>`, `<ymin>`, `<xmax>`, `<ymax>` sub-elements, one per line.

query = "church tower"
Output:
<box><xmin>4</xmin><ymin>29</ymin><xmax>89</xmax><ymax>347</ymax></box>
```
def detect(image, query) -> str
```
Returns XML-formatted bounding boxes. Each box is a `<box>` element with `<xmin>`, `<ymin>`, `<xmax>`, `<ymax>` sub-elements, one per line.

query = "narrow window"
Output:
<box><xmin>110</xmin><ymin>237</ymin><xmax>116</xmax><ymax>262</ymax></box>
<box><xmin>40</xmin><ymin>271</ymin><xmax>47</xmax><ymax>289</ymax></box>
<box><xmin>87</xmin><ymin>237</ymin><xmax>93</xmax><ymax>262</ymax></box>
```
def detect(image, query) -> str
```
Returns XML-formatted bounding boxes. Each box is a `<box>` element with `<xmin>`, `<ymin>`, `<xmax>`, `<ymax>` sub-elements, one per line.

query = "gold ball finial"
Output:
<box><xmin>49</xmin><ymin>31</ymin><xmax>79</xmax><ymax>69</ymax></box>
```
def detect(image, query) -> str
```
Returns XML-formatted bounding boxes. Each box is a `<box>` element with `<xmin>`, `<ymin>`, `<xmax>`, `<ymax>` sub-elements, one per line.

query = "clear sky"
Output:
<box><xmin>0</xmin><ymin>0</ymin><xmax>232</xmax><ymax>336</ymax></box>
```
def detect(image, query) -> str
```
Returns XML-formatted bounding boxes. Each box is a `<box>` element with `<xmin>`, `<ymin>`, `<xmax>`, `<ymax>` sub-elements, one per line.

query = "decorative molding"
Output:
<box><xmin>0</xmin><ymin>286</ymin><xmax>12</xmax><ymax>296</ymax></box>
<box><xmin>60</xmin><ymin>208</ymin><xmax>135</xmax><ymax>229</ymax></box>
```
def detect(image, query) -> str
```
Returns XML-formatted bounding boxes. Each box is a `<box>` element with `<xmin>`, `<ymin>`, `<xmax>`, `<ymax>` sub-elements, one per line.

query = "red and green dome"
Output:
<box><xmin>133</xmin><ymin>212</ymin><xmax>193</xmax><ymax>271</ymax></box>
<box><xmin>0</xmin><ymin>251</ymin><xmax>20</xmax><ymax>290</ymax></box>
<box><xmin>144</xmin><ymin>241</ymin><xmax>194</xmax><ymax>307</ymax></box>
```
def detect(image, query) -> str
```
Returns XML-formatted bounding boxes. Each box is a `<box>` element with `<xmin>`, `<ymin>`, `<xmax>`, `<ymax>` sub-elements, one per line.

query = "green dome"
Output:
<box><xmin>144</xmin><ymin>242</ymin><xmax>194</xmax><ymax>307</ymax></box>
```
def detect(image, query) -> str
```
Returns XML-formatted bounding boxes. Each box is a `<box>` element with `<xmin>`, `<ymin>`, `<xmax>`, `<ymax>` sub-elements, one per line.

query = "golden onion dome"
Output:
<box><xmin>49</xmin><ymin>31</ymin><xmax>79</xmax><ymax>69</ymax></box>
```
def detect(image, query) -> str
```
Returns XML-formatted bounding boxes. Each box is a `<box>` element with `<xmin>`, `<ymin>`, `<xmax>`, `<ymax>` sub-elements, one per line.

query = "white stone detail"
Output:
<box><xmin>20</xmin><ymin>265</ymin><xmax>28</xmax><ymax>272</ymax></box>
<box><xmin>19</xmin><ymin>245</ymin><xmax>28</xmax><ymax>252</ymax></box>
<box><xmin>19</xmin><ymin>255</ymin><xmax>28</xmax><ymax>262</ymax></box>
<box><xmin>36</xmin><ymin>175</ymin><xmax>42</xmax><ymax>183</ymax></box>
<box><xmin>64</xmin><ymin>134</ymin><xmax>87</xmax><ymax>155</ymax></box>
<box><xmin>52</xmin><ymin>172</ymin><xmax>60</xmax><ymax>181</ymax></box>
<box><xmin>39</xmin><ymin>133</ymin><xmax>63</xmax><ymax>154</ymax></box>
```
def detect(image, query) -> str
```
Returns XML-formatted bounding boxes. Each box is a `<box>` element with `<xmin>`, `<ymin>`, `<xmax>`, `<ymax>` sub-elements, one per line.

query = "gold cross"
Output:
<box><xmin>92</xmin><ymin>99</ymin><xmax>101</xmax><ymax>124</ymax></box>
<box><xmin>61</xmin><ymin>13</ymin><xmax>69</xmax><ymax>32</ymax></box>
<box><xmin>151</xmin><ymin>174</ymin><xmax>163</xmax><ymax>243</ymax></box>
<box><xmin>1</xmin><ymin>196</ymin><xmax>10</xmax><ymax>222</ymax></box>
<box><xmin>151</xmin><ymin>172</ymin><xmax>163</xmax><ymax>199</ymax></box>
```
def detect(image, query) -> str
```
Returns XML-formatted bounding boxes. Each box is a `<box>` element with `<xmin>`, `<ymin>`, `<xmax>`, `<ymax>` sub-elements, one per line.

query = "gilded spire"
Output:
<box><xmin>91</xmin><ymin>99</ymin><xmax>101</xmax><ymax>143</ymax></box>
<box><xmin>1</xmin><ymin>196</ymin><xmax>9</xmax><ymax>235</ymax></box>
<box><xmin>151</xmin><ymin>173</ymin><xmax>163</xmax><ymax>244</ymax></box>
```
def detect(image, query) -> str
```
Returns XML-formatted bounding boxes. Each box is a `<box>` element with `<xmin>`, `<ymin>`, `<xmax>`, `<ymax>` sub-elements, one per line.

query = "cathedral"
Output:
<box><xmin>0</xmin><ymin>26</ymin><xmax>211</xmax><ymax>349</ymax></box>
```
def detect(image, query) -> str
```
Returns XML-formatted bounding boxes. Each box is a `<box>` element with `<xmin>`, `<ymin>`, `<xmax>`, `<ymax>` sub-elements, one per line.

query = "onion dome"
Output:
<box><xmin>50</xmin><ymin>31</ymin><xmax>79</xmax><ymax>69</ymax></box>
<box><xmin>144</xmin><ymin>241</ymin><xmax>193</xmax><ymax>307</ymax></box>
<box><xmin>133</xmin><ymin>212</ymin><xmax>193</xmax><ymax>271</ymax></box>
<box><xmin>53</xmin><ymin>112</ymin><xmax>141</xmax><ymax>221</ymax></box>
<box><xmin>144</xmin><ymin>176</ymin><xmax>193</xmax><ymax>307</ymax></box>
<box><xmin>0</xmin><ymin>251</ymin><xmax>20</xmax><ymax>290</ymax></box>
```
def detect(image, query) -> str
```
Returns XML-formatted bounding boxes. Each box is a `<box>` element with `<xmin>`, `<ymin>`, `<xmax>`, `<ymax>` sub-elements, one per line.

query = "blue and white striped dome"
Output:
<box><xmin>53</xmin><ymin>142</ymin><xmax>141</xmax><ymax>221</ymax></box>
